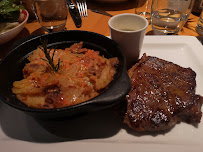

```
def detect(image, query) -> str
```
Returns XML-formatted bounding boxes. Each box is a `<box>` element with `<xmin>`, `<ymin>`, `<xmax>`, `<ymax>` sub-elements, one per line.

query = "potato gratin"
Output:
<box><xmin>12</xmin><ymin>42</ymin><xmax>119</xmax><ymax>109</ymax></box>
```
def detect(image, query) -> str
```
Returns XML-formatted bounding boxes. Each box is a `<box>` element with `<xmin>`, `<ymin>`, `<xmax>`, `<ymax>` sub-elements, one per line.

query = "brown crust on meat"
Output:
<box><xmin>124</xmin><ymin>53</ymin><xmax>203</xmax><ymax>131</ymax></box>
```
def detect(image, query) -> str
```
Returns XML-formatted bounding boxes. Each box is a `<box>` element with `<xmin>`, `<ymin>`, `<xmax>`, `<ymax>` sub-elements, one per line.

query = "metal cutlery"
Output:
<box><xmin>67</xmin><ymin>0</ymin><xmax>82</xmax><ymax>28</ymax></box>
<box><xmin>90</xmin><ymin>9</ymin><xmax>113</xmax><ymax>17</ymax></box>
<box><xmin>76</xmin><ymin>0</ymin><xmax>88</xmax><ymax>17</ymax></box>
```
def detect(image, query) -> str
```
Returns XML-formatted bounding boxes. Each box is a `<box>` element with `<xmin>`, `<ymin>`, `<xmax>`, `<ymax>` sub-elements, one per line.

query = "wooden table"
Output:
<box><xmin>0</xmin><ymin>0</ymin><xmax>201</xmax><ymax>60</ymax></box>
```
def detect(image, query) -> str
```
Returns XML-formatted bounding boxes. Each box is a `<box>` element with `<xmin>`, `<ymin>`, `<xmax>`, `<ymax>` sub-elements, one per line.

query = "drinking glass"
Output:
<box><xmin>135</xmin><ymin>0</ymin><xmax>152</xmax><ymax>20</ymax></box>
<box><xmin>151</xmin><ymin>0</ymin><xmax>195</xmax><ymax>35</ymax></box>
<box><xmin>34</xmin><ymin>0</ymin><xmax>68</xmax><ymax>33</ymax></box>
<box><xmin>196</xmin><ymin>9</ymin><xmax>203</xmax><ymax>35</ymax></box>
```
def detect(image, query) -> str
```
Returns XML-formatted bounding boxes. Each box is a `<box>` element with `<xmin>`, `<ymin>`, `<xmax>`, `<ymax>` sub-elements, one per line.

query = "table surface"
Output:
<box><xmin>0</xmin><ymin>0</ymin><xmax>202</xmax><ymax>60</ymax></box>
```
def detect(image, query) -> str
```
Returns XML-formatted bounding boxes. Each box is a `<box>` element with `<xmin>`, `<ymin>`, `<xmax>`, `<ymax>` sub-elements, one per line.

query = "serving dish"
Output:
<box><xmin>0</xmin><ymin>30</ymin><xmax>131</xmax><ymax>119</ymax></box>
<box><xmin>0</xmin><ymin>35</ymin><xmax>202</xmax><ymax>152</ymax></box>
<box><xmin>0</xmin><ymin>10</ymin><xmax>29</xmax><ymax>45</ymax></box>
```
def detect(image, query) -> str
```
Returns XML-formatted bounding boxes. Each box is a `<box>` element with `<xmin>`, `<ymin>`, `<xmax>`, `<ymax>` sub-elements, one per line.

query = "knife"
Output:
<box><xmin>90</xmin><ymin>9</ymin><xmax>113</xmax><ymax>17</ymax></box>
<box><xmin>67</xmin><ymin>0</ymin><xmax>82</xmax><ymax>28</ymax></box>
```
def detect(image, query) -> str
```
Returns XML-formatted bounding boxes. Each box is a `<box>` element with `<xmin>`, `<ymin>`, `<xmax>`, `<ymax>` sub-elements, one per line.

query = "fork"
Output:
<box><xmin>76</xmin><ymin>0</ymin><xmax>88</xmax><ymax>17</ymax></box>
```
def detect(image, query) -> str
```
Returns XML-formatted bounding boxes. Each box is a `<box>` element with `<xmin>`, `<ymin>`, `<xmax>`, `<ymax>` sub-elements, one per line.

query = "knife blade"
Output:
<box><xmin>67</xmin><ymin>0</ymin><xmax>82</xmax><ymax>28</ymax></box>
<box><xmin>90</xmin><ymin>9</ymin><xmax>113</xmax><ymax>17</ymax></box>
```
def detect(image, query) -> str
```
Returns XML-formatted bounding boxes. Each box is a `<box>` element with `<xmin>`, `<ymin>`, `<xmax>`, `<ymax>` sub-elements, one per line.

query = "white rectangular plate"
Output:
<box><xmin>0</xmin><ymin>36</ymin><xmax>203</xmax><ymax>152</ymax></box>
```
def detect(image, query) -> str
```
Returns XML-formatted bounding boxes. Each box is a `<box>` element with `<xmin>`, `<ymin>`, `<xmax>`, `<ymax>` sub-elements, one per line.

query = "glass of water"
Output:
<box><xmin>151</xmin><ymin>0</ymin><xmax>195</xmax><ymax>35</ymax></box>
<box><xmin>34</xmin><ymin>0</ymin><xmax>68</xmax><ymax>33</ymax></box>
<box><xmin>196</xmin><ymin>9</ymin><xmax>203</xmax><ymax>35</ymax></box>
<box><xmin>135</xmin><ymin>0</ymin><xmax>152</xmax><ymax>20</ymax></box>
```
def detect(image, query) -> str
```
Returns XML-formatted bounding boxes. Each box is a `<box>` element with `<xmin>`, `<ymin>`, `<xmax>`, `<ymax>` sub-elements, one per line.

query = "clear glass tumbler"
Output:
<box><xmin>151</xmin><ymin>0</ymin><xmax>195</xmax><ymax>35</ymax></box>
<box><xmin>34</xmin><ymin>0</ymin><xmax>68</xmax><ymax>33</ymax></box>
<box><xmin>196</xmin><ymin>9</ymin><xmax>203</xmax><ymax>35</ymax></box>
<box><xmin>135</xmin><ymin>0</ymin><xmax>152</xmax><ymax>20</ymax></box>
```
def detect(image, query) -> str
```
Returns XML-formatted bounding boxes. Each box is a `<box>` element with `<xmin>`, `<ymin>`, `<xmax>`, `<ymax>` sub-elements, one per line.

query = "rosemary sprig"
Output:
<box><xmin>39</xmin><ymin>39</ymin><xmax>61</xmax><ymax>72</ymax></box>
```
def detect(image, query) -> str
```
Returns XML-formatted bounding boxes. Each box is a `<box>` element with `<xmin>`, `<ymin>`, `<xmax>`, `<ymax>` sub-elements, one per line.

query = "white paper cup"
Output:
<box><xmin>108</xmin><ymin>13</ymin><xmax>148</xmax><ymax>68</ymax></box>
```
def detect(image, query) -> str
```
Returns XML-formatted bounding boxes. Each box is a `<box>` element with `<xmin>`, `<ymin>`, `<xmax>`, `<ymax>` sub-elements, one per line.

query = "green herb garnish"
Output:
<box><xmin>0</xmin><ymin>0</ymin><xmax>24</xmax><ymax>23</ymax></box>
<box><xmin>40</xmin><ymin>39</ymin><xmax>61</xmax><ymax>72</ymax></box>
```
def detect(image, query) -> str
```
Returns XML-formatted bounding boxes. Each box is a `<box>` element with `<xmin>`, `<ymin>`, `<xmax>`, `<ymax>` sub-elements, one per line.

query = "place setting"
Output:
<box><xmin>0</xmin><ymin>0</ymin><xmax>203</xmax><ymax>151</ymax></box>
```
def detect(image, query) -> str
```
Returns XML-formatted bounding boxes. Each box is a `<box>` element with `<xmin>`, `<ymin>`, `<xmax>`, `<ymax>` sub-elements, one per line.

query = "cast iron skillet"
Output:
<box><xmin>0</xmin><ymin>30</ymin><xmax>131</xmax><ymax>119</ymax></box>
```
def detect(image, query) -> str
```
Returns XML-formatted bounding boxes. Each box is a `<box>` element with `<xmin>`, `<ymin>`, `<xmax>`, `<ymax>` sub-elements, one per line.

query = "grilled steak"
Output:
<box><xmin>124</xmin><ymin>54</ymin><xmax>203</xmax><ymax>131</ymax></box>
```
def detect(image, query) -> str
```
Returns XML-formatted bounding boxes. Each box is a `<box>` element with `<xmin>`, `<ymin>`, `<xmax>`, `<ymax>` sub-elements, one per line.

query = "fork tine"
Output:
<box><xmin>76</xmin><ymin>0</ymin><xmax>88</xmax><ymax>17</ymax></box>
<box><xmin>80</xmin><ymin>2</ymin><xmax>85</xmax><ymax>17</ymax></box>
<box><xmin>81</xmin><ymin>2</ymin><xmax>86</xmax><ymax>17</ymax></box>
<box><xmin>84</xmin><ymin>0</ymin><xmax>88</xmax><ymax>17</ymax></box>
<box><xmin>76</xmin><ymin>1</ymin><xmax>82</xmax><ymax>17</ymax></box>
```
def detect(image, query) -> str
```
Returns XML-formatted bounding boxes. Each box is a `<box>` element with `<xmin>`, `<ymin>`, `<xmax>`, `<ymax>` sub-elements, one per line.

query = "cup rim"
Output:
<box><xmin>108</xmin><ymin>13</ymin><xmax>149</xmax><ymax>33</ymax></box>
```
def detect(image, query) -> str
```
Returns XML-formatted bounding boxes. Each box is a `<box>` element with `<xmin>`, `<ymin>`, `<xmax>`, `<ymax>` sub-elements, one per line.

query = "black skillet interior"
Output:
<box><xmin>0</xmin><ymin>30</ymin><xmax>131</xmax><ymax>119</ymax></box>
